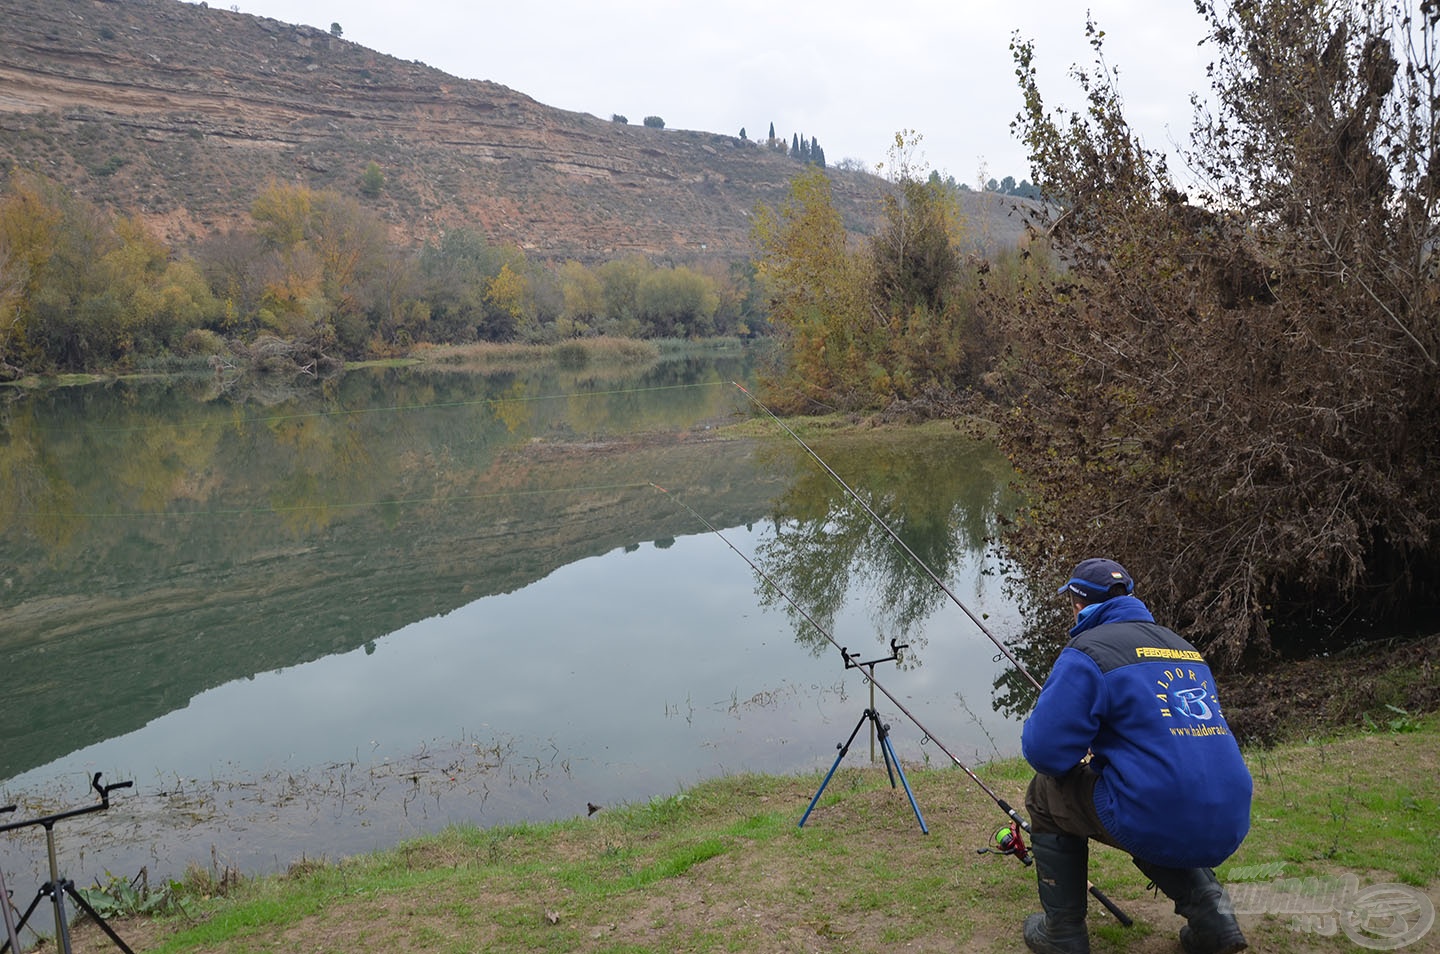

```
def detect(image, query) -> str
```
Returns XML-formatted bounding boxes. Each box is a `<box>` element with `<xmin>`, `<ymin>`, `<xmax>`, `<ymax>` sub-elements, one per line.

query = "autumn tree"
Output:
<box><xmin>556</xmin><ymin>259</ymin><xmax>604</xmax><ymax>336</ymax></box>
<box><xmin>244</xmin><ymin>181</ymin><xmax>392</xmax><ymax>352</ymax></box>
<box><xmin>0</xmin><ymin>172</ymin><xmax>218</xmax><ymax>370</ymax></box>
<box><xmin>485</xmin><ymin>263</ymin><xmax>530</xmax><ymax>337</ymax></box>
<box><xmin>195</xmin><ymin>229</ymin><xmax>267</xmax><ymax>330</ymax></box>
<box><xmin>416</xmin><ymin>228</ymin><xmax>497</xmax><ymax>341</ymax></box>
<box><xmin>637</xmin><ymin>266</ymin><xmax>719</xmax><ymax>337</ymax></box>
<box><xmin>414</xmin><ymin>230</ymin><xmax>560</xmax><ymax>342</ymax></box>
<box><xmin>695</xmin><ymin>259</ymin><xmax>758</xmax><ymax>337</ymax></box>
<box><xmin>750</xmin><ymin>165</ymin><xmax>868</xmax><ymax>410</ymax></box>
<box><xmin>865</xmin><ymin>169</ymin><xmax>972</xmax><ymax>398</ymax></box>
<box><xmin>0</xmin><ymin>173</ymin><xmax>63</xmax><ymax>366</ymax></box>
<box><xmin>101</xmin><ymin>215</ymin><xmax>217</xmax><ymax>353</ymax></box>
<box><xmin>753</xmin><ymin>134</ymin><xmax>985</xmax><ymax>409</ymax></box>
<box><xmin>995</xmin><ymin>1</ymin><xmax>1440</xmax><ymax>662</ymax></box>
<box><xmin>596</xmin><ymin>255</ymin><xmax>650</xmax><ymax>337</ymax></box>
<box><xmin>0</xmin><ymin>231</ymin><xmax>21</xmax><ymax>372</ymax></box>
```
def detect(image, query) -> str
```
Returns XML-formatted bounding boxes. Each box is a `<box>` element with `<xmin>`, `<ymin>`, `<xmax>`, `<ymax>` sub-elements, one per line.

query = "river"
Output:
<box><xmin>0</xmin><ymin>345</ymin><xmax>1028</xmax><ymax>904</ymax></box>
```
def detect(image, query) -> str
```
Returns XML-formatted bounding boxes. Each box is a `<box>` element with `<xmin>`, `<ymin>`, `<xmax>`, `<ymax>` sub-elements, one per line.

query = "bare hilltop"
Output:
<box><xmin>0</xmin><ymin>0</ymin><xmax>1030</xmax><ymax>263</ymax></box>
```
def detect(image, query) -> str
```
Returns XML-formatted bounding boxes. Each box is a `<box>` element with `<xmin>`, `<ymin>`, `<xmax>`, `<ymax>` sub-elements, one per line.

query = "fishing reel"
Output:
<box><xmin>977</xmin><ymin>825</ymin><xmax>1032</xmax><ymax>866</ymax></box>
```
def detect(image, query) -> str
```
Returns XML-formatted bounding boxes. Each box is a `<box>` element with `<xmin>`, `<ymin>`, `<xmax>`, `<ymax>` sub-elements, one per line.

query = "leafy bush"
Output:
<box><xmin>76</xmin><ymin>869</ymin><xmax>189</xmax><ymax>920</ymax></box>
<box><xmin>178</xmin><ymin>327</ymin><xmax>227</xmax><ymax>356</ymax></box>
<box><xmin>995</xmin><ymin>1</ymin><xmax>1439</xmax><ymax>661</ymax></box>
<box><xmin>358</xmin><ymin>161</ymin><xmax>384</xmax><ymax>198</ymax></box>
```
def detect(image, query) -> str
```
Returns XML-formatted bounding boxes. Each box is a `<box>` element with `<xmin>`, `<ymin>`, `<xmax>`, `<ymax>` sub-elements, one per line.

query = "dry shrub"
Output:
<box><xmin>993</xmin><ymin>1</ymin><xmax>1439</xmax><ymax>663</ymax></box>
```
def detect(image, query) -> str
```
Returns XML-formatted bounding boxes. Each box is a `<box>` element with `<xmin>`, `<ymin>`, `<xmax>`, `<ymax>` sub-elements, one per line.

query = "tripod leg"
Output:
<box><xmin>878</xmin><ymin>730</ymin><xmax>929</xmax><ymax>834</ymax></box>
<box><xmin>0</xmin><ymin>866</ymin><xmax>22</xmax><ymax>954</ymax></box>
<box><xmin>6</xmin><ymin>889</ymin><xmax>46</xmax><ymax>953</ymax></box>
<box><xmin>63</xmin><ymin>883</ymin><xmax>135</xmax><ymax>954</ymax></box>
<box><xmin>49</xmin><ymin>882</ymin><xmax>72</xmax><ymax>954</ymax></box>
<box><xmin>799</xmin><ymin>712</ymin><xmax>869</xmax><ymax>828</ymax></box>
<box><xmin>874</xmin><ymin>713</ymin><xmax>901</xmax><ymax>790</ymax></box>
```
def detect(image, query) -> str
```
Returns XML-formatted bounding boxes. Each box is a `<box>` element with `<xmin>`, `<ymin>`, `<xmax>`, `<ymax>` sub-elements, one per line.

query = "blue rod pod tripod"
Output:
<box><xmin>799</xmin><ymin>640</ymin><xmax>927</xmax><ymax>833</ymax></box>
<box><xmin>799</xmin><ymin>706</ymin><xmax>929</xmax><ymax>833</ymax></box>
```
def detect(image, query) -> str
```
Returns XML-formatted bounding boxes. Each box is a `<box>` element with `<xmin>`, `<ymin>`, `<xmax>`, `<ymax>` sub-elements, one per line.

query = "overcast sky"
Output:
<box><xmin>223</xmin><ymin>0</ymin><xmax>1214</xmax><ymax>186</ymax></box>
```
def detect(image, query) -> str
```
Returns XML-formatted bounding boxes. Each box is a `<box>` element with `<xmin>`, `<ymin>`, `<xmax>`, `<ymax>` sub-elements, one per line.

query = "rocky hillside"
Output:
<box><xmin>0</xmin><ymin>0</ymin><xmax>1030</xmax><ymax>263</ymax></box>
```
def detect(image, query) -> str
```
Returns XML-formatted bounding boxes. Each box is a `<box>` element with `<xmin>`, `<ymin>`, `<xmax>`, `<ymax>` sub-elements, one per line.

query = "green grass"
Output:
<box><xmin>97</xmin><ymin>716</ymin><xmax>1440</xmax><ymax>953</ymax></box>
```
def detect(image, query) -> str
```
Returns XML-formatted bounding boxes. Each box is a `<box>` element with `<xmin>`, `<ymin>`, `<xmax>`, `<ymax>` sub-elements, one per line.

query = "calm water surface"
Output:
<box><xmin>0</xmin><ymin>350</ymin><xmax>1027</xmax><ymax>899</ymax></box>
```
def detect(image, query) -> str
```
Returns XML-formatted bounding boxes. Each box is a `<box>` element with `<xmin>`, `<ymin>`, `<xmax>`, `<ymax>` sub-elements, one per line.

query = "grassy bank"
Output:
<box><xmin>76</xmin><ymin>712</ymin><xmax>1439</xmax><ymax>954</ymax></box>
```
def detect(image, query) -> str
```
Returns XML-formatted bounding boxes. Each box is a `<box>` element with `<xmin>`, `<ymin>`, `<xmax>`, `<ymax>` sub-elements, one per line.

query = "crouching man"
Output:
<box><xmin>1021</xmin><ymin>558</ymin><xmax>1252</xmax><ymax>954</ymax></box>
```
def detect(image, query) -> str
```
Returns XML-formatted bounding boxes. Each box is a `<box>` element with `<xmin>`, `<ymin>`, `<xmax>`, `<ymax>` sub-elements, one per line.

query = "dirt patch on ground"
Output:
<box><xmin>1224</xmin><ymin>634</ymin><xmax>1440</xmax><ymax>746</ymax></box>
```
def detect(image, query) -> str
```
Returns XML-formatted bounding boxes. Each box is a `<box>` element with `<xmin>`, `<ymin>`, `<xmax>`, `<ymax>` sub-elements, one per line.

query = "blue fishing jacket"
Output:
<box><xmin>1021</xmin><ymin>595</ymin><xmax>1252</xmax><ymax>868</ymax></box>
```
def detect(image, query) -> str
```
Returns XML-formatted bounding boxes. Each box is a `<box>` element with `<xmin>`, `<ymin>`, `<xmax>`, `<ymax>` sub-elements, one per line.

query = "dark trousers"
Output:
<box><xmin>1025</xmin><ymin>765</ymin><xmax>1127</xmax><ymax>852</ymax></box>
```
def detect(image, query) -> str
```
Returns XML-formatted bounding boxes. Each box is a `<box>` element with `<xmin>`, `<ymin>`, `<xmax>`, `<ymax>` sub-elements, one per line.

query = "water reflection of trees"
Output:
<box><xmin>990</xmin><ymin>571</ymin><xmax>1068</xmax><ymax>718</ymax></box>
<box><xmin>752</xmin><ymin>433</ymin><xmax>1016</xmax><ymax>672</ymax></box>
<box><xmin>0</xmin><ymin>356</ymin><xmax>767</xmax><ymax>780</ymax></box>
<box><xmin>0</xmin><ymin>355</ymin><xmax>756</xmax><ymax>559</ymax></box>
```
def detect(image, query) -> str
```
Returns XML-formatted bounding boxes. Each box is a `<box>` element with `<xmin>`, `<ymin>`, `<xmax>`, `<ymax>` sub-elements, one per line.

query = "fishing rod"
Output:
<box><xmin>651</xmin><ymin>483</ymin><xmax>1132</xmax><ymax>926</ymax></box>
<box><xmin>732</xmin><ymin>382</ymin><xmax>1044</xmax><ymax>694</ymax></box>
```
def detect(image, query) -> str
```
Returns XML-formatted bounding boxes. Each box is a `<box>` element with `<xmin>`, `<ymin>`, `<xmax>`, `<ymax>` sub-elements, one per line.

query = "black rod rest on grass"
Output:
<box><xmin>0</xmin><ymin>772</ymin><xmax>135</xmax><ymax>954</ymax></box>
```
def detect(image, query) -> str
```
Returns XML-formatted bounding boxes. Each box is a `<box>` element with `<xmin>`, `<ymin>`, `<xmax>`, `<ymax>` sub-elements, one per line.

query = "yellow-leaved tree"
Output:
<box><xmin>750</xmin><ymin>165</ymin><xmax>868</xmax><ymax>411</ymax></box>
<box><xmin>485</xmin><ymin>263</ymin><xmax>531</xmax><ymax>336</ymax></box>
<box><xmin>247</xmin><ymin>181</ymin><xmax>390</xmax><ymax>352</ymax></box>
<box><xmin>556</xmin><ymin>259</ymin><xmax>604</xmax><ymax>336</ymax></box>
<box><xmin>0</xmin><ymin>173</ymin><xmax>218</xmax><ymax>371</ymax></box>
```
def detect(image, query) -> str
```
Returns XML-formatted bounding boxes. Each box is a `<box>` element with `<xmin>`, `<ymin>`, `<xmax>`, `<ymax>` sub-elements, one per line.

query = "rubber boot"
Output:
<box><xmin>1023</xmin><ymin>832</ymin><xmax>1092</xmax><ymax>954</ymax></box>
<box><xmin>1132</xmin><ymin>860</ymin><xmax>1247</xmax><ymax>954</ymax></box>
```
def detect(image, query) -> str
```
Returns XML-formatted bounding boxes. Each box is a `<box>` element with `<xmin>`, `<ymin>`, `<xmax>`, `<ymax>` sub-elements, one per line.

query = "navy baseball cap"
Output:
<box><xmin>1057</xmin><ymin>558</ymin><xmax>1135</xmax><ymax>600</ymax></box>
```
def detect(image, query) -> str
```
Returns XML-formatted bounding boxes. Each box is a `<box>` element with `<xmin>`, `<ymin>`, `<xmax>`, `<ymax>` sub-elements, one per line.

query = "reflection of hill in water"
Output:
<box><xmin>0</xmin><ymin>362</ymin><xmax>778</xmax><ymax>780</ymax></box>
<box><xmin>0</xmin><ymin>361</ymin><xmax>1021</xmax><ymax>784</ymax></box>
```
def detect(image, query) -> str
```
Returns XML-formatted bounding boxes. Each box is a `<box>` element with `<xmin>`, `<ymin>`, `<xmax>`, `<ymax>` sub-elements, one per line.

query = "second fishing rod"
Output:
<box><xmin>651</xmin><ymin>483</ymin><xmax>1132</xmax><ymax>926</ymax></box>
